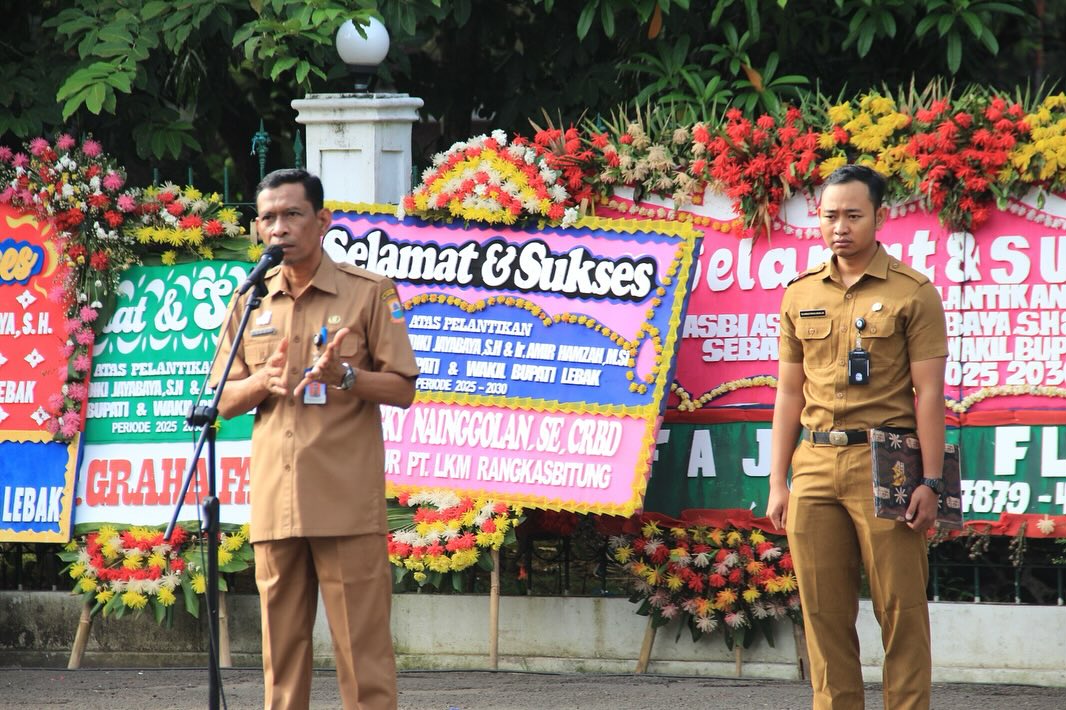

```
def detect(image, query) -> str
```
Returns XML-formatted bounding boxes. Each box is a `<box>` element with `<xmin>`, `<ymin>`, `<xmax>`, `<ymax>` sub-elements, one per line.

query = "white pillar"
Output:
<box><xmin>291</xmin><ymin>93</ymin><xmax>424</xmax><ymax>205</ymax></box>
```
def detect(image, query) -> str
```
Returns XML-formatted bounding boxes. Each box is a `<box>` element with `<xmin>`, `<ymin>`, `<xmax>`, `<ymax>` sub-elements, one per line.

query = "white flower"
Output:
<box><xmin>561</xmin><ymin>207</ymin><xmax>578</xmax><ymax>228</ymax></box>
<box><xmin>395</xmin><ymin>202</ymin><xmax>405</xmax><ymax>219</ymax></box>
<box><xmin>548</xmin><ymin>184</ymin><xmax>568</xmax><ymax>202</ymax></box>
<box><xmin>89</xmin><ymin>176</ymin><xmax>101</xmax><ymax>190</ymax></box>
<box><xmin>61</xmin><ymin>184</ymin><xmax>75</xmax><ymax>198</ymax></box>
<box><xmin>1036</xmin><ymin>516</ymin><xmax>1057</xmax><ymax>535</ymax></box>
<box><xmin>491</xmin><ymin>129</ymin><xmax>508</xmax><ymax>146</ymax></box>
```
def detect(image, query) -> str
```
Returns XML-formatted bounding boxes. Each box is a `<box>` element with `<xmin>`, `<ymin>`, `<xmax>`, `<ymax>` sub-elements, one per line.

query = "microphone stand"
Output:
<box><xmin>165</xmin><ymin>278</ymin><xmax>268</xmax><ymax>710</ymax></box>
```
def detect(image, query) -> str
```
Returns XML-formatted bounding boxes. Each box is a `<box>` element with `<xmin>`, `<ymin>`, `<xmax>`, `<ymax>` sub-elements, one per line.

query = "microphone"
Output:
<box><xmin>238</xmin><ymin>243</ymin><xmax>284</xmax><ymax>295</ymax></box>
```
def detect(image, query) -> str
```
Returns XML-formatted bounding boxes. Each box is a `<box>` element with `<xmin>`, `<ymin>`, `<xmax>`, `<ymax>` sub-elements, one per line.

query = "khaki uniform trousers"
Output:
<box><xmin>786</xmin><ymin>440</ymin><xmax>931</xmax><ymax>710</ymax></box>
<box><xmin>254</xmin><ymin>534</ymin><xmax>397</xmax><ymax>710</ymax></box>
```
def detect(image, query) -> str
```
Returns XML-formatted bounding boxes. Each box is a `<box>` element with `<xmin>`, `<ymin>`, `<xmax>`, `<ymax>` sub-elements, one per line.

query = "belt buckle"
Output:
<box><xmin>828</xmin><ymin>430</ymin><xmax>849</xmax><ymax>446</ymax></box>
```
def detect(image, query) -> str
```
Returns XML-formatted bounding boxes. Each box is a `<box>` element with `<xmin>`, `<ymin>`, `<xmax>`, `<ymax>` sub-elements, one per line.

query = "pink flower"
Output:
<box><xmin>48</xmin><ymin>394</ymin><xmax>65</xmax><ymax>411</ymax></box>
<box><xmin>45</xmin><ymin>417</ymin><xmax>60</xmax><ymax>434</ymax></box>
<box><xmin>29</xmin><ymin>137</ymin><xmax>50</xmax><ymax>156</ymax></box>
<box><xmin>67</xmin><ymin>382</ymin><xmax>87</xmax><ymax>402</ymax></box>
<box><xmin>11</xmin><ymin>153</ymin><xmax>29</xmax><ymax>168</ymax></box>
<box><xmin>82</xmin><ymin>139</ymin><xmax>103</xmax><ymax>158</ymax></box>
<box><xmin>0</xmin><ymin>187</ymin><xmax>13</xmax><ymax>203</ymax></box>
<box><xmin>60</xmin><ymin>344</ymin><xmax>75</xmax><ymax>359</ymax></box>
<box><xmin>79</xmin><ymin>306</ymin><xmax>98</xmax><ymax>322</ymax></box>
<box><xmin>74</xmin><ymin>353</ymin><xmax>91</xmax><ymax>372</ymax></box>
<box><xmin>75</xmin><ymin>328</ymin><xmax>95</xmax><ymax>345</ymax></box>
<box><xmin>102</xmin><ymin>172</ymin><xmax>124</xmax><ymax>191</ymax></box>
<box><xmin>116</xmin><ymin>194</ymin><xmax>137</xmax><ymax>212</ymax></box>
<box><xmin>48</xmin><ymin>286</ymin><xmax>67</xmax><ymax>303</ymax></box>
<box><xmin>0</xmin><ymin>146</ymin><xmax>11</xmax><ymax>162</ymax></box>
<box><xmin>56</xmin><ymin>134</ymin><xmax>76</xmax><ymax>151</ymax></box>
<box><xmin>60</xmin><ymin>414</ymin><xmax>81</xmax><ymax>438</ymax></box>
<box><xmin>65</xmin><ymin>318</ymin><xmax>82</xmax><ymax>334</ymax></box>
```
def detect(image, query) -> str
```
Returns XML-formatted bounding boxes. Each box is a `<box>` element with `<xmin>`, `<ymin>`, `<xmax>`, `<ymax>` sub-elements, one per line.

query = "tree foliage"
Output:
<box><xmin>0</xmin><ymin>0</ymin><xmax>1059</xmax><ymax>195</ymax></box>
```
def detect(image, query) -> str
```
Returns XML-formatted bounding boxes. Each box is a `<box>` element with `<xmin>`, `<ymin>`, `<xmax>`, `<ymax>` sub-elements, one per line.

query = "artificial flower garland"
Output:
<box><xmin>58</xmin><ymin>523</ymin><xmax>253</xmax><ymax>622</ymax></box>
<box><xmin>0</xmin><ymin>134</ymin><xmax>257</xmax><ymax>442</ymax></box>
<box><xmin>387</xmin><ymin>489</ymin><xmax>523</xmax><ymax>590</ymax></box>
<box><xmin>608</xmin><ymin>512</ymin><xmax>801</xmax><ymax>649</ymax></box>
<box><xmin>404</xmin><ymin>89</ymin><xmax>1066</xmax><ymax>239</ymax></box>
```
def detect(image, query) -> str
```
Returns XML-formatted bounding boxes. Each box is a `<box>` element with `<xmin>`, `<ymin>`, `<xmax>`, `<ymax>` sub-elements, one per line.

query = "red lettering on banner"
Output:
<box><xmin>86</xmin><ymin>459</ymin><xmax>110</xmax><ymax>506</ymax></box>
<box><xmin>218</xmin><ymin>457</ymin><xmax>250</xmax><ymax>505</ymax></box>
<box><xmin>136</xmin><ymin>459</ymin><xmax>160</xmax><ymax>505</ymax></box>
<box><xmin>110</xmin><ymin>460</ymin><xmax>133</xmax><ymax>506</ymax></box>
<box><xmin>161</xmin><ymin>458</ymin><xmax>182</xmax><ymax>505</ymax></box>
<box><xmin>181</xmin><ymin>459</ymin><xmax>209</xmax><ymax>505</ymax></box>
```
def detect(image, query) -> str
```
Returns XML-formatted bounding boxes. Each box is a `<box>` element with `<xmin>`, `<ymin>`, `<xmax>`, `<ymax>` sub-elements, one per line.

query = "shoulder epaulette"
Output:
<box><xmin>888</xmin><ymin>259</ymin><xmax>930</xmax><ymax>286</ymax></box>
<box><xmin>335</xmin><ymin>260</ymin><xmax>385</xmax><ymax>282</ymax></box>
<box><xmin>787</xmin><ymin>262</ymin><xmax>827</xmax><ymax>286</ymax></box>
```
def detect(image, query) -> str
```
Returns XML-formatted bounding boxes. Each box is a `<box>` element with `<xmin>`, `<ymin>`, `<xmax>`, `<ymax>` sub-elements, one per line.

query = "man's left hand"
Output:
<box><xmin>905</xmin><ymin>484</ymin><xmax>939</xmax><ymax>533</ymax></box>
<box><xmin>294</xmin><ymin>327</ymin><xmax>351</xmax><ymax>397</ymax></box>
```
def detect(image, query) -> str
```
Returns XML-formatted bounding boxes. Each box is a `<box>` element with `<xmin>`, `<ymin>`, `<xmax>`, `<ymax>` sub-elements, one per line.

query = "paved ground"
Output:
<box><xmin>0</xmin><ymin>668</ymin><xmax>1063</xmax><ymax>709</ymax></box>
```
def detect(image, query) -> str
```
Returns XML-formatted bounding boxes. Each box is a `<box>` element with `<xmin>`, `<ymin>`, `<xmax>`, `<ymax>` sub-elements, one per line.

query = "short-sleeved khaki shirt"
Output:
<box><xmin>213</xmin><ymin>253</ymin><xmax>419</xmax><ymax>543</ymax></box>
<box><xmin>778</xmin><ymin>244</ymin><xmax>947</xmax><ymax>432</ymax></box>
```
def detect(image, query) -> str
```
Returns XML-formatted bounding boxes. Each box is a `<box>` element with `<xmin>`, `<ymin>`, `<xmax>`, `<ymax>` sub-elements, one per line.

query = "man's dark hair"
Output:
<box><xmin>824</xmin><ymin>164</ymin><xmax>886</xmax><ymax>209</ymax></box>
<box><xmin>256</xmin><ymin>168</ymin><xmax>325</xmax><ymax>212</ymax></box>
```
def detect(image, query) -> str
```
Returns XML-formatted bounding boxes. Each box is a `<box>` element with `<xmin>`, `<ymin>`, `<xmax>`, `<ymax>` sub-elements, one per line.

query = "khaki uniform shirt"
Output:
<box><xmin>778</xmin><ymin>244</ymin><xmax>947</xmax><ymax>432</ymax></box>
<box><xmin>213</xmin><ymin>253</ymin><xmax>419</xmax><ymax>543</ymax></box>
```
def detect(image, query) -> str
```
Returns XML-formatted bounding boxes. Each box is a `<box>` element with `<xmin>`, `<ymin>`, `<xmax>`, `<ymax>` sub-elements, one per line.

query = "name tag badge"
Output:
<box><xmin>799</xmin><ymin>309</ymin><xmax>827</xmax><ymax>318</ymax></box>
<box><xmin>303</xmin><ymin>369</ymin><xmax>327</xmax><ymax>405</ymax></box>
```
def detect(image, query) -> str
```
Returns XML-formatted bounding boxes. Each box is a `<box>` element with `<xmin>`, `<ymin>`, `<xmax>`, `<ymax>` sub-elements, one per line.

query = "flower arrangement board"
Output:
<box><xmin>602</xmin><ymin>187</ymin><xmax>1066</xmax><ymax>420</ymax></box>
<box><xmin>73</xmin><ymin>261</ymin><xmax>254</xmax><ymax>528</ymax></box>
<box><xmin>0</xmin><ymin>205</ymin><xmax>80</xmax><ymax>541</ymax></box>
<box><xmin>325</xmin><ymin>205</ymin><xmax>700</xmax><ymax>516</ymax></box>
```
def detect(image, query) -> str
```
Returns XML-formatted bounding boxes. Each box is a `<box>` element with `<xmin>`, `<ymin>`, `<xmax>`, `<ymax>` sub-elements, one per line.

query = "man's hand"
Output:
<box><xmin>259</xmin><ymin>338</ymin><xmax>289</xmax><ymax>397</ymax></box>
<box><xmin>766</xmin><ymin>485</ymin><xmax>789</xmax><ymax>532</ymax></box>
<box><xmin>905</xmin><ymin>484</ymin><xmax>939</xmax><ymax>533</ymax></box>
<box><xmin>294</xmin><ymin>327</ymin><xmax>351</xmax><ymax>397</ymax></box>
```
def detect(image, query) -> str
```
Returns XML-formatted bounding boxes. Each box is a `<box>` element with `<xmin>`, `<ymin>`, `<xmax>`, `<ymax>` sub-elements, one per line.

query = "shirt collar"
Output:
<box><xmin>826</xmin><ymin>242</ymin><xmax>889</xmax><ymax>284</ymax></box>
<box><xmin>264</xmin><ymin>250</ymin><xmax>339</xmax><ymax>299</ymax></box>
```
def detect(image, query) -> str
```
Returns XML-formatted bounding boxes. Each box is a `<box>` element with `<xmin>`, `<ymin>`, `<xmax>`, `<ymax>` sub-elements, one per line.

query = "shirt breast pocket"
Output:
<box><xmin>798</xmin><ymin>319</ymin><xmax>834</xmax><ymax>369</ymax></box>
<box><xmin>246</xmin><ymin>339</ymin><xmax>281</xmax><ymax>370</ymax></box>
<box><xmin>861</xmin><ymin>316</ymin><xmax>896</xmax><ymax>356</ymax></box>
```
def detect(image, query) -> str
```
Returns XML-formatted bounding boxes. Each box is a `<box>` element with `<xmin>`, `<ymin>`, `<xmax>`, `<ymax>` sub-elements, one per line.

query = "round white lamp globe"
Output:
<box><xmin>336</xmin><ymin>17</ymin><xmax>390</xmax><ymax>68</ymax></box>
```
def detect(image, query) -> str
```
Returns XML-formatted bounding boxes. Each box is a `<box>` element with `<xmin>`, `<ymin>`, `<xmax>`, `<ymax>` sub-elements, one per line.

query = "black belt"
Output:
<box><xmin>803</xmin><ymin>428</ymin><xmax>868</xmax><ymax>446</ymax></box>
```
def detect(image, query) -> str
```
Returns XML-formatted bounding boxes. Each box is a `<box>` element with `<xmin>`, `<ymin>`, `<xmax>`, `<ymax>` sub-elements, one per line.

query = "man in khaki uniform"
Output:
<box><xmin>214</xmin><ymin>169</ymin><xmax>419</xmax><ymax>710</ymax></box>
<box><xmin>766</xmin><ymin>165</ymin><xmax>947</xmax><ymax>709</ymax></box>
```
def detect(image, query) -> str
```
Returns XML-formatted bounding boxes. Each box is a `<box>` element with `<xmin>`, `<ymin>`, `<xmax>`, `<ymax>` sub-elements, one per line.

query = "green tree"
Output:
<box><xmin>0</xmin><ymin>0</ymin><xmax>1058</xmax><ymax>191</ymax></box>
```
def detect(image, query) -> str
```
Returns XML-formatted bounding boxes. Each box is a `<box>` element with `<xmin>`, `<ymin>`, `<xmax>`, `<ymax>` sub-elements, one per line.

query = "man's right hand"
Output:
<box><xmin>765</xmin><ymin>485</ymin><xmax>789</xmax><ymax>532</ymax></box>
<box><xmin>259</xmin><ymin>338</ymin><xmax>289</xmax><ymax>397</ymax></box>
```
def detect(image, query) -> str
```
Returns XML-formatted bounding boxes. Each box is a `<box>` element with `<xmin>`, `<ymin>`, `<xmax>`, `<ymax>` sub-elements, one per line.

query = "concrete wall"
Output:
<box><xmin>2</xmin><ymin>591</ymin><xmax>1064</xmax><ymax>687</ymax></box>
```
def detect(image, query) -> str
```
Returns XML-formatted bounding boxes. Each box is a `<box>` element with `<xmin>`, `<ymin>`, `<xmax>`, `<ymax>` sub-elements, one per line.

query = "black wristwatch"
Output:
<box><xmin>920</xmin><ymin>477</ymin><xmax>944</xmax><ymax>495</ymax></box>
<box><xmin>335</xmin><ymin>362</ymin><xmax>356</xmax><ymax>391</ymax></box>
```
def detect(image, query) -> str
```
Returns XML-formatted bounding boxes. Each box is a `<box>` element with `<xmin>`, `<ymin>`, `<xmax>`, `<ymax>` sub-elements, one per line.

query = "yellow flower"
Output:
<box><xmin>742</xmin><ymin>586</ymin><xmax>761</xmax><ymax>603</ymax></box>
<box><xmin>183</xmin><ymin>186</ymin><xmax>202</xmax><ymax>201</ymax></box>
<box><xmin>157</xmin><ymin>586</ymin><xmax>177</xmax><ymax>607</ymax></box>
<box><xmin>69</xmin><ymin>562</ymin><xmax>87</xmax><ymax>579</ymax></box>
<box><xmin>246</xmin><ymin>243</ymin><xmax>264</xmax><ymax>261</ymax></box>
<box><xmin>749</xmin><ymin>529</ymin><xmax>766</xmax><ymax>545</ymax></box>
<box><xmin>666</xmin><ymin>573</ymin><xmax>684</xmax><ymax>591</ymax></box>
<box><xmin>121</xmin><ymin>590</ymin><xmax>148</xmax><ymax>609</ymax></box>
<box><xmin>714</xmin><ymin>588</ymin><xmax>737</xmax><ymax>609</ymax></box>
<box><xmin>147</xmin><ymin>551</ymin><xmax>167</xmax><ymax>569</ymax></box>
<box><xmin>78</xmin><ymin>577</ymin><xmax>97</xmax><ymax>593</ymax></box>
<box><xmin>219</xmin><ymin>207</ymin><xmax>240</xmax><ymax>224</ymax></box>
<box><xmin>641</xmin><ymin>520</ymin><xmax>661</xmax><ymax>538</ymax></box>
<box><xmin>217</xmin><ymin>547</ymin><xmax>233</xmax><ymax>567</ymax></box>
<box><xmin>726</xmin><ymin>530</ymin><xmax>742</xmax><ymax>547</ymax></box>
<box><xmin>613</xmin><ymin>545</ymin><xmax>633</xmax><ymax>563</ymax></box>
<box><xmin>122</xmin><ymin>550</ymin><xmax>144</xmax><ymax>569</ymax></box>
<box><xmin>413</xmin><ymin>571</ymin><xmax>427</xmax><ymax>583</ymax></box>
<box><xmin>197</xmin><ymin>246</ymin><xmax>214</xmax><ymax>260</ymax></box>
<box><xmin>191</xmin><ymin>572</ymin><xmax>206</xmax><ymax>594</ymax></box>
<box><xmin>161</xmin><ymin>250</ymin><xmax>178</xmax><ymax>266</ymax></box>
<box><xmin>96</xmin><ymin>589</ymin><xmax>115</xmax><ymax>604</ymax></box>
<box><xmin>818</xmin><ymin>132</ymin><xmax>838</xmax><ymax>150</ymax></box>
<box><xmin>819</xmin><ymin>156</ymin><xmax>847</xmax><ymax>176</ymax></box>
<box><xmin>827</xmin><ymin>103</ymin><xmax>853</xmax><ymax>124</ymax></box>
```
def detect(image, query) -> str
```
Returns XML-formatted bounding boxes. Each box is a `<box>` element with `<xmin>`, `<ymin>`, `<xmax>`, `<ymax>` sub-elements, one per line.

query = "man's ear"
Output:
<box><xmin>874</xmin><ymin>205</ymin><xmax>888</xmax><ymax>230</ymax></box>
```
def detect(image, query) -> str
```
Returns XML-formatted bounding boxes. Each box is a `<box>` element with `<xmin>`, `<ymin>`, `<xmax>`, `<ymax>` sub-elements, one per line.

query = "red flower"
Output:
<box><xmin>90</xmin><ymin>251</ymin><xmax>110</xmax><ymax>270</ymax></box>
<box><xmin>179</xmin><ymin>215</ymin><xmax>203</xmax><ymax>230</ymax></box>
<box><xmin>104</xmin><ymin>210</ymin><xmax>124</xmax><ymax>228</ymax></box>
<box><xmin>204</xmin><ymin>219</ymin><xmax>224</xmax><ymax>236</ymax></box>
<box><xmin>165</xmin><ymin>201</ymin><xmax>185</xmax><ymax>216</ymax></box>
